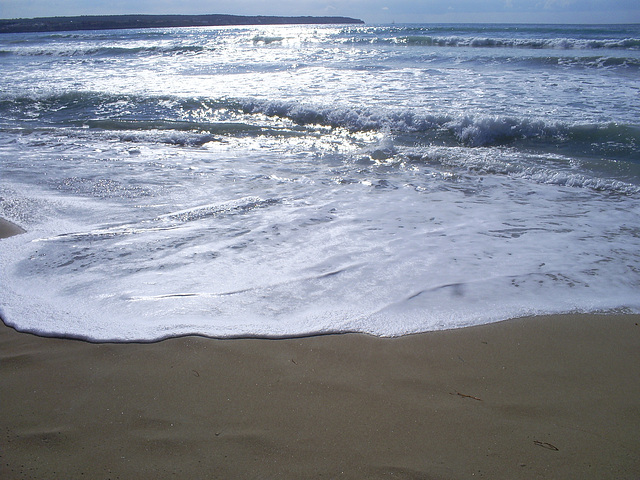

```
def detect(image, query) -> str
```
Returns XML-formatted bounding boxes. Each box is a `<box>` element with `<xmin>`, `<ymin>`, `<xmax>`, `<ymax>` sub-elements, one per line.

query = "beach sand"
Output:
<box><xmin>1</xmin><ymin>313</ymin><xmax>639</xmax><ymax>479</ymax></box>
<box><xmin>1</xmin><ymin>217</ymin><xmax>639</xmax><ymax>478</ymax></box>
<box><xmin>0</xmin><ymin>218</ymin><xmax>25</xmax><ymax>239</ymax></box>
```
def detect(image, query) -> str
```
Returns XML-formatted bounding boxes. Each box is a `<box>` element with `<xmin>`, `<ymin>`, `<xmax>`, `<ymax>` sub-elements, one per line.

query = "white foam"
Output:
<box><xmin>2</xmin><ymin>167</ymin><xmax>639</xmax><ymax>341</ymax></box>
<box><xmin>2</xmin><ymin>24</ymin><xmax>639</xmax><ymax>341</ymax></box>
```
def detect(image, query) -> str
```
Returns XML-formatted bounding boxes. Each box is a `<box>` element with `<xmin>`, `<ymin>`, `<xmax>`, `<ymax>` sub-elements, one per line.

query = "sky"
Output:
<box><xmin>1</xmin><ymin>0</ymin><xmax>639</xmax><ymax>24</ymax></box>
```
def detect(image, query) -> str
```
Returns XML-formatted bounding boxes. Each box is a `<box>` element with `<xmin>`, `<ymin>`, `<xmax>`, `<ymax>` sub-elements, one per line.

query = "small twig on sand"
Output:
<box><xmin>534</xmin><ymin>440</ymin><xmax>559</xmax><ymax>451</ymax></box>
<box><xmin>450</xmin><ymin>391</ymin><xmax>483</xmax><ymax>401</ymax></box>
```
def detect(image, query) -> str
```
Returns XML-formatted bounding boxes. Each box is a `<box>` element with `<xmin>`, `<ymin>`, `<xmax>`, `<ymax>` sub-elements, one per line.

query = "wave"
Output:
<box><xmin>3</xmin><ymin>92</ymin><xmax>639</xmax><ymax>155</ymax></box>
<box><xmin>251</xmin><ymin>35</ymin><xmax>285</xmax><ymax>44</ymax></box>
<box><xmin>529</xmin><ymin>55</ymin><xmax>640</xmax><ymax>70</ymax></box>
<box><xmin>337</xmin><ymin>26</ymin><xmax>640</xmax><ymax>52</ymax></box>
<box><xmin>347</xmin><ymin>24</ymin><xmax>640</xmax><ymax>37</ymax></box>
<box><xmin>1</xmin><ymin>94</ymin><xmax>638</xmax><ymax>199</ymax></box>
<box><xmin>241</xmin><ymin>98</ymin><xmax>640</xmax><ymax>155</ymax></box>
<box><xmin>0</xmin><ymin>92</ymin><xmax>234</xmax><ymax>126</ymax></box>
<box><xmin>341</xmin><ymin>24</ymin><xmax>640</xmax><ymax>49</ymax></box>
<box><xmin>391</xmin><ymin>35</ymin><xmax>640</xmax><ymax>50</ymax></box>
<box><xmin>0</xmin><ymin>44</ymin><xmax>209</xmax><ymax>57</ymax></box>
<box><xmin>419</xmin><ymin>147</ymin><xmax>640</xmax><ymax>195</ymax></box>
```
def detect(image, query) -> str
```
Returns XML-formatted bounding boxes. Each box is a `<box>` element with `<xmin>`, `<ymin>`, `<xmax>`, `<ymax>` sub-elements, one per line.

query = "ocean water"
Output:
<box><xmin>1</xmin><ymin>23</ymin><xmax>639</xmax><ymax>341</ymax></box>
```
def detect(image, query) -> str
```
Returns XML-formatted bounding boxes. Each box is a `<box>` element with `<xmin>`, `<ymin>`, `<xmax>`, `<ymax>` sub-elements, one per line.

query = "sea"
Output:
<box><xmin>1</xmin><ymin>23</ymin><xmax>639</xmax><ymax>341</ymax></box>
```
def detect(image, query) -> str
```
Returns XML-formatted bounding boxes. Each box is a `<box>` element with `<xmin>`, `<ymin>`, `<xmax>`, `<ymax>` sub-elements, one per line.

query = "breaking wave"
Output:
<box><xmin>391</xmin><ymin>35</ymin><xmax>640</xmax><ymax>50</ymax></box>
<box><xmin>2</xmin><ymin>91</ymin><xmax>639</xmax><ymax>152</ymax></box>
<box><xmin>0</xmin><ymin>44</ymin><xmax>209</xmax><ymax>57</ymax></box>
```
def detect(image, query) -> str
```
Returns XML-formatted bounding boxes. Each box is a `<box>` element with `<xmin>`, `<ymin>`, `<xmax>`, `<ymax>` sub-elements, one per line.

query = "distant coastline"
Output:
<box><xmin>0</xmin><ymin>14</ymin><xmax>365</xmax><ymax>34</ymax></box>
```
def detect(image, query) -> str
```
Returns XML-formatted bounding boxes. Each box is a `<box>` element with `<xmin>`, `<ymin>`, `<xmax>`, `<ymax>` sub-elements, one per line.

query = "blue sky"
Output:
<box><xmin>1</xmin><ymin>0</ymin><xmax>639</xmax><ymax>24</ymax></box>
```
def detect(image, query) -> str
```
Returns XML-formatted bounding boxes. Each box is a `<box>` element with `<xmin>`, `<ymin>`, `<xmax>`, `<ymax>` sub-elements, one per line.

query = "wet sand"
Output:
<box><xmin>1</xmin><ymin>314</ymin><xmax>639</xmax><ymax>479</ymax></box>
<box><xmin>0</xmin><ymin>218</ymin><xmax>25</xmax><ymax>239</ymax></box>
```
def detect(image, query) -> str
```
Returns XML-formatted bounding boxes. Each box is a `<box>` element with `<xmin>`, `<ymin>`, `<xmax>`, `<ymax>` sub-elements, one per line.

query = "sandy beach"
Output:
<box><xmin>2</xmin><ymin>220</ymin><xmax>640</xmax><ymax>478</ymax></box>
<box><xmin>2</xmin><ymin>18</ymin><xmax>640</xmax><ymax>480</ymax></box>
<box><xmin>1</xmin><ymin>312</ymin><xmax>639</xmax><ymax>479</ymax></box>
<box><xmin>0</xmin><ymin>218</ymin><xmax>25</xmax><ymax>239</ymax></box>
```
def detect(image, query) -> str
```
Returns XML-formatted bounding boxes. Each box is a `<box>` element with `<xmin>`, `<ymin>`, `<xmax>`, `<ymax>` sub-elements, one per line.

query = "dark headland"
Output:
<box><xmin>0</xmin><ymin>14</ymin><xmax>365</xmax><ymax>34</ymax></box>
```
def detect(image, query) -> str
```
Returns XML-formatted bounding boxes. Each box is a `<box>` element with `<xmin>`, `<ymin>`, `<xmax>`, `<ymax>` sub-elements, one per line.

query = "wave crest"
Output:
<box><xmin>392</xmin><ymin>35</ymin><xmax>640</xmax><ymax>51</ymax></box>
<box><xmin>3</xmin><ymin>92</ymin><xmax>639</xmax><ymax>154</ymax></box>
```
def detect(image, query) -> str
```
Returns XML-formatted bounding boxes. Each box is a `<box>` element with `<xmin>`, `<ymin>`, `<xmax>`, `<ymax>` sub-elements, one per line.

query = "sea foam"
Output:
<box><xmin>1</xmin><ymin>23</ymin><xmax>639</xmax><ymax>341</ymax></box>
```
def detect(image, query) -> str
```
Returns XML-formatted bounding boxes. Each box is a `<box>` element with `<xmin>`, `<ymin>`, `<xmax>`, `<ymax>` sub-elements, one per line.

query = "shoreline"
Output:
<box><xmin>2</xmin><ymin>313</ymin><xmax>639</xmax><ymax>479</ymax></box>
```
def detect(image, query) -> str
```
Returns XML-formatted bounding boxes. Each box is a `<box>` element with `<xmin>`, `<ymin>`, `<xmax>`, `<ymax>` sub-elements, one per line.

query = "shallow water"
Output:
<box><xmin>1</xmin><ymin>24</ymin><xmax>639</xmax><ymax>340</ymax></box>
